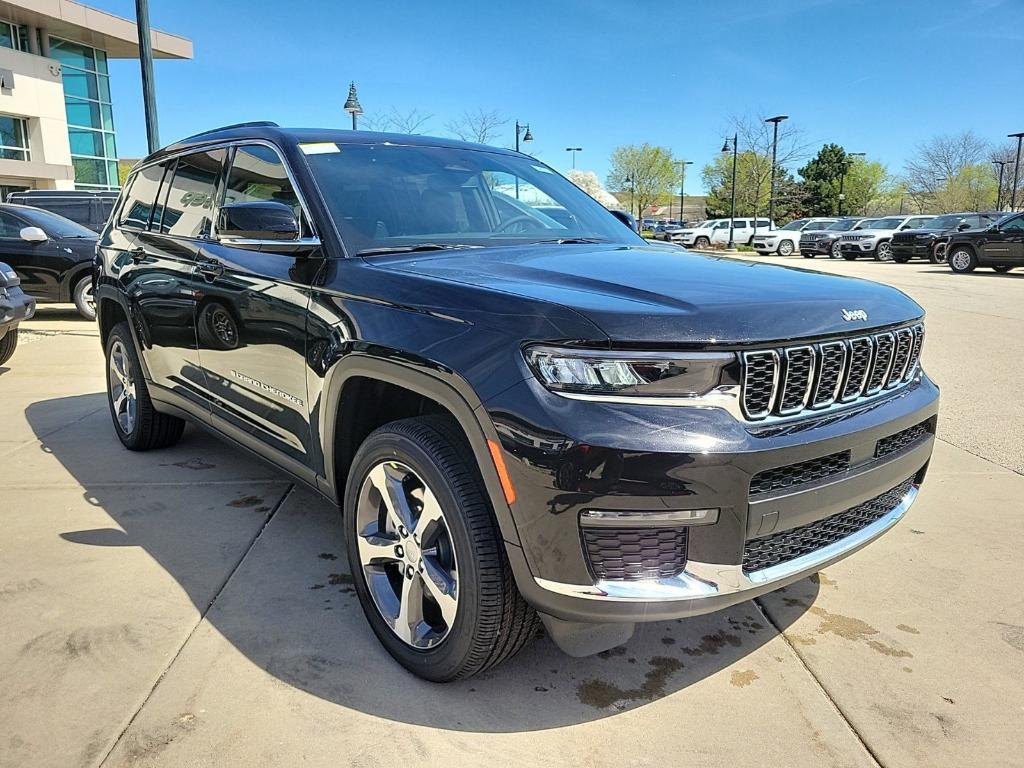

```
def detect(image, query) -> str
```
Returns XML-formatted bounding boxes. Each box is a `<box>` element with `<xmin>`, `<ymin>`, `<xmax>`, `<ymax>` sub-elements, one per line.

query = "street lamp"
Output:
<box><xmin>993</xmin><ymin>159</ymin><xmax>1012</xmax><ymax>210</ymax></box>
<box><xmin>343</xmin><ymin>81</ymin><xmax>363</xmax><ymax>130</ymax></box>
<box><xmin>625</xmin><ymin>175</ymin><xmax>636</xmax><ymax>219</ymax></box>
<box><xmin>565</xmin><ymin>147</ymin><xmax>582</xmax><ymax>169</ymax></box>
<box><xmin>514</xmin><ymin>121</ymin><xmax>533</xmax><ymax>152</ymax></box>
<box><xmin>1007</xmin><ymin>131</ymin><xmax>1023</xmax><ymax>211</ymax></box>
<box><xmin>837</xmin><ymin>152</ymin><xmax>865</xmax><ymax>216</ymax></box>
<box><xmin>676</xmin><ymin>160</ymin><xmax>693</xmax><ymax>223</ymax></box>
<box><xmin>721</xmin><ymin>134</ymin><xmax>738</xmax><ymax>250</ymax></box>
<box><xmin>764</xmin><ymin>115</ymin><xmax>788</xmax><ymax>229</ymax></box>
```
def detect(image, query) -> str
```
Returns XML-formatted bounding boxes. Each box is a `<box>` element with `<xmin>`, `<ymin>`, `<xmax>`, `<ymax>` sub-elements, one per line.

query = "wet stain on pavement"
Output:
<box><xmin>680</xmin><ymin>631</ymin><xmax>742</xmax><ymax>657</ymax></box>
<box><xmin>227</xmin><ymin>495</ymin><xmax>264</xmax><ymax>508</ymax></box>
<box><xmin>122</xmin><ymin>712</ymin><xmax>198</xmax><ymax>763</ymax></box>
<box><xmin>577</xmin><ymin>656</ymin><xmax>685</xmax><ymax>709</ymax></box>
<box><xmin>730</xmin><ymin>669</ymin><xmax>759</xmax><ymax>688</ymax></box>
<box><xmin>164</xmin><ymin>457</ymin><xmax>215</xmax><ymax>471</ymax></box>
<box><xmin>327</xmin><ymin>572</ymin><xmax>353</xmax><ymax>585</ymax></box>
<box><xmin>318</xmin><ymin>552</ymin><xmax>338</xmax><ymax>560</ymax></box>
<box><xmin>597</xmin><ymin>646</ymin><xmax>627</xmax><ymax>660</ymax></box>
<box><xmin>993</xmin><ymin>622</ymin><xmax>1024</xmax><ymax>652</ymax></box>
<box><xmin>807</xmin><ymin>606</ymin><xmax>912</xmax><ymax>658</ymax></box>
<box><xmin>896</xmin><ymin>624</ymin><xmax>920</xmax><ymax>634</ymax></box>
<box><xmin>20</xmin><ymin>624</ymin><xmax>142</xmax><ymax>660</ymax></box>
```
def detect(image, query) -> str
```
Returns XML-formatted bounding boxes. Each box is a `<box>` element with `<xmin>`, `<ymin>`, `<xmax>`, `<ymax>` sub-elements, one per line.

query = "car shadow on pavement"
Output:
<box><xmin>28</xmin><ymin>393</ymin><xmax>818</xmax><ymax>732</ymax></box>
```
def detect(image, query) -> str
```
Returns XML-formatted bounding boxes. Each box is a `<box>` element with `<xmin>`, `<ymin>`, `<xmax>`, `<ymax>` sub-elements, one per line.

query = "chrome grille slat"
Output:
<box><xmin>739</xmin><ymin>324</ymin><xmax>924</xmax><ymax>422</ymax></box>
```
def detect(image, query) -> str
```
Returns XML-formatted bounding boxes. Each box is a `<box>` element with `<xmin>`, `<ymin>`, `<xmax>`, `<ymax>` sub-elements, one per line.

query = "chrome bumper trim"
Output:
<box><xmin>533</xmin><ymin>484</ymin><xmax>918</xmax><ymax>602</ymax></box>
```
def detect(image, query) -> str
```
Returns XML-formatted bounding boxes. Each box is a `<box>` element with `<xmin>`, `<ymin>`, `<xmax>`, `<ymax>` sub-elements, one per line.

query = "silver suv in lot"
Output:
<box><xmin>838</xmin><ymin>215</ymin><xmax>934</xmax><ymax>261</ymax></box>
<box><xmin>752</xmin><ymin>218</ymin><xmax>838</xmax><ymax>256</ymax></box>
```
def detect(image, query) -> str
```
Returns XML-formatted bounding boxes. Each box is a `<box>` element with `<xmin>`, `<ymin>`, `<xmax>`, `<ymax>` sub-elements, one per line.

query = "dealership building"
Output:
<box><xmin>0</xmin><ymin>0</ymin><xmax>190</xmax><ymax>199</ymax></box>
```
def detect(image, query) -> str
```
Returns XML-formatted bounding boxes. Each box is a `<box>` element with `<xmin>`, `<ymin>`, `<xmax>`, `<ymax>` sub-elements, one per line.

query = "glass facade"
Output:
<box><xmin>49</xmin><ymin>37</ymin><xmax>119</xmax><ymax>190</ymax></box>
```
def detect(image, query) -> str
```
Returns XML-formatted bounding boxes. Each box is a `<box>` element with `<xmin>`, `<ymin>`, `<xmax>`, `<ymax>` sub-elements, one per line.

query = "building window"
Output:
<box><xmin>0</xmin><ymin>116</ymin><xmax>29</xmax><ymax>161</ymax></box>
<box><xmin>49</xmin><ymin>36</ymin><xmax>118</xmax><ymax>190</ymax></box>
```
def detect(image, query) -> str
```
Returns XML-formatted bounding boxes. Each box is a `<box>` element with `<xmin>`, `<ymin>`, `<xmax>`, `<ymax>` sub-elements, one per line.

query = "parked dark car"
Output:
<box><xmin>6</xmin><ymin>190</ymin><xmax>118</xmax><ymax>234</ymax></box>
<box><xmin>891</xmin><ymin>212</ymin><xmax>1006</xmax><ymax>263</ymax></box>
<box><xmin>0</xmin><ymin>204</ymin><xmax>99</xmax><ymax>319</ymax></box>
<box><xmin>945</xmin><ymin>212</ymin><xmax>1024</xmax><ymax>274</ymax></box>
<box><xmin>0</xmin><ymin>260</ymin><xmax>36</xmax><ymax>365</ymax></box>
<box><xmin>799</xmin><ymin>218</ymin><xmax>875</xmax><ymax>258</ymax></box>
<box><xmin>96</xmin><ymin>123</ymin><xmax>939</xmax><ymax>681</ymax></box>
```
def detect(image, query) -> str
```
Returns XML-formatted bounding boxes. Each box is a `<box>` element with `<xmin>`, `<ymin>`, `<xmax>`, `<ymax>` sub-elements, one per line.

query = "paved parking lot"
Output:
<box><xmin>1</xmin><ymin>257</ymin><xmax>1021</xmax><ymax>768</ymax></box>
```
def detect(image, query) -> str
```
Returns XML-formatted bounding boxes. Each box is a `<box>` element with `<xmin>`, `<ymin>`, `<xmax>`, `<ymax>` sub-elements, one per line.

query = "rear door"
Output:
<box><xmin>0</xmin><ymin>209</ymin><xmax>63</xmax><ymax>300</ymax></box>
<box><xmin>986</xmin><ymin>214</ymin><xmax>1024</xmax><ymax>263</ymax></box>
<box><xmin>193</xmin><ymin>142</ymin><xmax>322</xmax><ymax>477</ymax></box>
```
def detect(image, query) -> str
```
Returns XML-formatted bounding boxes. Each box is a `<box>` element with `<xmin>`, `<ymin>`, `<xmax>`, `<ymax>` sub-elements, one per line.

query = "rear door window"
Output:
<box><xmin>158</xmin><ymin>149</ymin><xmax>226</xmax><ymax>238</ymax></box>
<box><xmin>119</xmin><ymin>162</ymin><xmax>168</xmax><ymax>230</ymax></box>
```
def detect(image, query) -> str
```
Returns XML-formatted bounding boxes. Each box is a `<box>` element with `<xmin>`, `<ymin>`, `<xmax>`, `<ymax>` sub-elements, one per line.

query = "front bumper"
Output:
<box><xmin>891</xmin><ymin>242</ymin><xmax>932</xmax><ymax>259</ymax></box>
<box><xmin>840</xmin><ymin>240</ymin><xmax>877</xmax><ymax>254</ymax></box>
<box><xmin>1</xmin><ymin>285</ymin><xmax>36</xmax><ymax>329</ymax></box>
<box><xmin>485</xmin><ymin>372</ymin><xmax>939</xmax><ymax>624</ymax></box>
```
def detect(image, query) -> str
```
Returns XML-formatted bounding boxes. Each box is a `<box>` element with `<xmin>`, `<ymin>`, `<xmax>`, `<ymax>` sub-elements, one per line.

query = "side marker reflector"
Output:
<box><xmin>487</xmin><ymin>439</ymin><xmax>516</xmax><ymax>505</ymax></box>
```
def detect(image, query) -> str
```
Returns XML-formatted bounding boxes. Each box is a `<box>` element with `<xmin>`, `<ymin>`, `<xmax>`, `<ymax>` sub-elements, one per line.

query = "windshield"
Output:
<box><xmin>825</xmin><ymin>219</ymin><xmax>858</xmax><ymax>231</ymax></box>
<box><xmin>301</xmin><ymin>143</ymin><xmax>642</xmax><ymax>254</ymax></box>
<box><xmin>22</xmin><ymin>208</ymin><xmax>97</xmax><ymax>238</ymax></box>
<box><xmin>780</xmin><ymin>219</ymin><xmax>808</xmax><ymax>231</ymax></box>
<box><xmin>871</xmin><ymin>218</ymin><xmax>903</xmax><ymax>229</ymax></box>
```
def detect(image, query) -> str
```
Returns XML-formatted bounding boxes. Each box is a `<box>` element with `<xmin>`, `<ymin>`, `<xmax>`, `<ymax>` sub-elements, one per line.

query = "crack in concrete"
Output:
<box><xmin>936</xmin><ymin>436</ymin><xmax>1022</xmax><ymax>477</ymax></box>
<box><xmin>94</xmin><ymin>484</ymin><xmax>295</xmax><ymax>768</ymax></box>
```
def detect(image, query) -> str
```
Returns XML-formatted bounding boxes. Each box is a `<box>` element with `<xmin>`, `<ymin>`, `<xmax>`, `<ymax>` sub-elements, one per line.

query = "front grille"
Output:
<box><xmin>741</xmin><ymin>324</ymin><xmax>923</xmax><ymax>421</ymax></box>
<box><xmin>891</xmin><ymin>233</ymin><xmax>915</xmax><ymax>244</ymax></box>
<box><xmin>875</xmin><ymin>421</ymin><xmax>930</xmax><ymax>459</ymax></box>
<box><xmin>742</xmin><ymin>477</ymin><xmax>914</xmax><ymax>573</ymax></box>
<box><xmin>583</xmin><ymin>527</ymin><xmax>688</xmax><ymax>581</ymax></box>
<box><xmin>750</xmin><ymin>450</ymin><xmax>852</xmax><ymax>496</ymax></box>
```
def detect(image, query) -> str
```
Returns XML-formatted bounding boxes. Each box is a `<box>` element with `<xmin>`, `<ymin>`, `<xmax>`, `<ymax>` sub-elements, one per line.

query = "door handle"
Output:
<box><xmin>196</xmin><ymin>259</ymin><xmax>224</xmax><ymax>281</ymax></box>
<box><xmin>128</xmin><ymin>246</ymin><xmax>146</xmax><ymax>264</ymax></box>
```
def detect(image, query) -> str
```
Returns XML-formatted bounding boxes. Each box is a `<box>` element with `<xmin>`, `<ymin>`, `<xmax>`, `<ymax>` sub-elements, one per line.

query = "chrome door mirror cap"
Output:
<box><xmin>19</xmin><ymin>226</ymin><xmax>48</xmax><ymax>243</ymax></box>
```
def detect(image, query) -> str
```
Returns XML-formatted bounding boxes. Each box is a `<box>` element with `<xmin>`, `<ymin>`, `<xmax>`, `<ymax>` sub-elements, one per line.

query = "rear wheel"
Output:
<box><xmin>948</xmin><ymin>247</ymin><xmax>977</xmax><ymax>274</ymax></box>
<box><xmin>928</xmin><ymin>246</ymin><xmax>947</xmax><ymax>264</ymax></box>
<box><xmin>0</xmin><ymin>328</ymin><xmax>17</xmax><ymax>366</ymax></box>
<box><xmin>105</xmin><ymin>322</ymin><xmax>185</xmax><ymax>450</ymax></box>
<box><xmin>993</xmin><ymin>266</ymin><xmax>1014</xmax><ymax>273</ymax></box>
<box><xmin>778</xmin><ymin>240</ymin><xmax>794</xmax><ymax>257</ymax></box>
<box><xmin>874</xmin><ymin>241</ymin><xmax>893</xmax><ymax>261</ymax></box>
<box><xmin>72</xmin><ymin>275</ymin><xmax>96</xmax><ymax>321</ymax></box>
<box><xmin>345</xmin><ymin>416</ymin><xmax>539</xmax><ymax>681</ymax></box>
<box><xmin>694</xmin><ymin>236</ymin><xmax>710</xmax><ymax>249</ymax></box>
<box><xmin>830</xmin><ymin>241</ymin><xmax>842</xmax><ymax>259</ymax></box>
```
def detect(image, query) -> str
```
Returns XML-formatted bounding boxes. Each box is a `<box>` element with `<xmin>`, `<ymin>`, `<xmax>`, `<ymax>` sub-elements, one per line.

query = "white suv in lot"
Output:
<box><xmin>670</xmin><ymin>217</ymin><xmax>773</xmax><ymax>248</ymax></box>
<box><xmin>838</xmin><ymin>215</ymin><xmax>934</xmax><ymax>261</ymax></box>
<box><xmin>752</xmin><ymin>217</ymin><xmax>838</xmax><ymax>256</ymax></box>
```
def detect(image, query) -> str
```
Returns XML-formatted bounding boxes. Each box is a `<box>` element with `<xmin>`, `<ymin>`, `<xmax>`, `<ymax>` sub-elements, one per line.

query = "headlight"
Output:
<box><xmin>525</xmin><ymin>346</ymin><xmax>736</xmax><ymax>397</ymax></box>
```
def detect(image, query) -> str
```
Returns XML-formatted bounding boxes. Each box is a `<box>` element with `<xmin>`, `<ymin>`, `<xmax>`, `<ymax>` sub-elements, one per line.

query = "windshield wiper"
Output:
<box><xmin>530</xmin><ymin>237</ymin><xmax>610</xmax><ymax>245</ymax></box>
<box><xmin>356</xmin><ymin>243</ymin><xmax>482</xmax><ymax>257</ymax></box>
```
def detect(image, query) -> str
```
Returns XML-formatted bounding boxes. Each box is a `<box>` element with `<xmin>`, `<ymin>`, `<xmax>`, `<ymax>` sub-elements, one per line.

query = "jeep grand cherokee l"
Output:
<box><xmin>95</xmin><ymin>123</ymin><xmax>939</xmax><ymax>681</ymax></box>
<box><xmin>891</xmin><ymin>212</ymin><xmax>1006</xmax><ymax>264</ymax></box>
<box><xmin>799</xmin><ymin>218</ymin><xmax>875</xmax><ymax>259</ymax></box>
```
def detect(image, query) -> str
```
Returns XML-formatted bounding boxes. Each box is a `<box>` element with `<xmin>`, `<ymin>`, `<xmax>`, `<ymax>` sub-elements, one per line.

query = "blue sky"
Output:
<box><xmin>98</xmin><ymin>0</ymin><xmax>1024</xmax><ymax>193</ymax></box>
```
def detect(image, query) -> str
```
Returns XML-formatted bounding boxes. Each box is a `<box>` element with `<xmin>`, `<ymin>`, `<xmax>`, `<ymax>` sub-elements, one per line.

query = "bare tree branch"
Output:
<box><xmin>444</xmin><ymin>109</ymin><xmax>509</xmax><ymax>146</ymax></box>
<box><xmin>359</xmin><ymin>108</ymin><xmax>433</xmax><ymax>134</ymax></box>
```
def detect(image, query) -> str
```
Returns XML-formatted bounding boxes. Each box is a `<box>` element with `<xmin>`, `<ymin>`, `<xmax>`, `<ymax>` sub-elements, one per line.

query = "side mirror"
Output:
<box><xmin>217</xmin><ymin>201</ymin><xmax>299</xmax><ymax>241</ymax></box>
<box><xmin>957</xmin><ymin>222</ymin><xmax>971</xmax><ymax>231</ymax></box>
<box><xmin>609</xmin><ymin>209</ymin><xmax>638</xmax><ymax>233</ymax></box>
<box><xmin>20</xmin><ymin>226</ymin><xmax>48</xmax><ymax>243</ymax></box>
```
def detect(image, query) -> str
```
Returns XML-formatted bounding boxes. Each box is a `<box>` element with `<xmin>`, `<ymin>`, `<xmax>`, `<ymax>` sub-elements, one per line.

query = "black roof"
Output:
<box><xmin>151</xmin><ymin>122</ymin><xmax>518</xmax><ymax>165</ymax></box>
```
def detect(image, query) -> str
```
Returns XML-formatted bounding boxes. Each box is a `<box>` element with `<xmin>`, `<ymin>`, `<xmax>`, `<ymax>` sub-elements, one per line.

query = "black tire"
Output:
<box><xmin>105</xmin><ymin>322</ymin><xmax>185</xmax><ymax>450</ymax></box>
<box><xmin>0</xmin><ymin>328</ymin><xmax>17</xmax><ymax>366</ymax></box>
<box><xmin>802</xmin><ymin>253</ymin><xmax>815</xmax><ymax>259</ymax></box>
<box><xmin>694</xmin><ymin>236</ymin><xmax>710</xmax><ymax>249</ymax></box>
<box><xmin>344</xmin><ymin>415</ymin><xmax>539</xmax><ymax>681</ymax></box>
<box><xmin>842</xmin><ymin>253</ymin><xmax>858</xmax><ymax>261</ymax></box>
<box><xmin>993</xmin><ymin>266</ymin><xmax>1013</xmax><ymax>273</ymax></box>
<box><xmin>873</xmin><ymin>241</ymin><xmax>893</xmax><ymax>261</ymax></box>
<box><xmin>72</xmin><ymin>274</ymin><xmax>96</xmax><ymax>321</ymax></box>
<box><xmin>928</xmin><ymin>247</ymin><xmax>946</xmax><ymax>264</ymax></box>
<box><xmin>778</xmin><ymin>239</ymin><xmax>795</xmax><ymax>257</ymax></box>
<box><xmin>893</xmin><ymin>254</ymin><xmax>910</xmax><ymax>264</ymax></box>
<box><xmin>948</xmin><ymin>247</ymin><xmax>977</xmax><ymax>274</ymax></box>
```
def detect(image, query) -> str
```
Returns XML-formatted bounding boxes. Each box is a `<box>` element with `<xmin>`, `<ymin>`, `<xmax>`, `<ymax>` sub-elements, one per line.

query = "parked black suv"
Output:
<box><xmin>891</xmin><ymin>211</ymin><xmax>1005</xmax><ymax>264</ymax></box>
<box><xmin>95</xmin><ymin>124</ymin><xmax>940</xmax><ymax>681</ymax></box>
<box><xmin>0</xmin><ymin>204</ymin><xmax>99</xmax><ymax>319</ymax></box>
<box><xmin>945</xmin><ymin>212</ymin><xmax>1024</xmax><ymax>274</ymax></box>
<box><xmin>799</xmin><ymin>217</ymin><xmax>875</xmax><ymax>259</ymax></box>
<box><xmin>0</xmin><ymin>260</ymin><xmax>35</xmax><ymax>365</ymax></box>
<box><xmin>7</xmin><ymin>189</ymin><xmax>119</xmax><ymax>234</ymax></box>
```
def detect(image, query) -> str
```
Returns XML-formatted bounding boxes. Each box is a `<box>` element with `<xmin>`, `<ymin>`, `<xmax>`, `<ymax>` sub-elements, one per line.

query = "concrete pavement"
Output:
<box><xmin>1</xmin><ymin>256</ymin><xmax>1021</xmax><ymax>767</ymax></box>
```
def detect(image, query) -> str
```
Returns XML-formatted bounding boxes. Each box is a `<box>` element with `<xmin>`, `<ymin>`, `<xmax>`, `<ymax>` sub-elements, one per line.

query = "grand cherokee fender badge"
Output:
<box><xmin>231</xmin><ymin>370</ymin><xmax>304</xmax><ymax>407</ymax></box>
<box><xmin>841</xmin><ymin>308</ymin><xmax>868</xmax><ymax>322</ymax></box>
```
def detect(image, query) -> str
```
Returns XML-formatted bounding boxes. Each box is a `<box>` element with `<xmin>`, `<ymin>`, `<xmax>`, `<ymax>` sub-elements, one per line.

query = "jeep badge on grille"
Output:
<box><xmin>842</xmin><ymin>308</ymin><xmax>868</xmax><ymax>322</ymax></box>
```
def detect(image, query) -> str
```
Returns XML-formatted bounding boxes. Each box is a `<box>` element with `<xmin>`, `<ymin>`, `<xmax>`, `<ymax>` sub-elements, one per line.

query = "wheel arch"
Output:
<box><xmin>61</xmin><ymin>262</ymin><xmax>94</xmax><ymax>303</ymax></box>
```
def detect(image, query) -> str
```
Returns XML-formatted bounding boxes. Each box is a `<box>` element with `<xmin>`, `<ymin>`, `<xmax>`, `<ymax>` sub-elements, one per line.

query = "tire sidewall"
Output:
<box><xmin>949</xmin><ymin>247</ymin><xmax>976</xmax><ymax>273</ymax></box>
<box><xmin>105</xmin><ymin>324</ymin><xmax>143</xmax><ymax>448</ymax></box>
<box><xmin>875</xmin><ymin>241</ymin><xmax>892</xmax><ymax>261</ymax></box>
<box><xmin>778</xmin><ymin>240</ymin><xmax>794</xmax><ymax>256</ymax></box>
<box><xmin>344</xmin><ymin>428</ymin><xmax>487</xmax><ymax>681</ymax></box>
<box><xmin>73</xmin><ymin>276</ymin><xmax>97</xmax><ymax>321</ymax></box>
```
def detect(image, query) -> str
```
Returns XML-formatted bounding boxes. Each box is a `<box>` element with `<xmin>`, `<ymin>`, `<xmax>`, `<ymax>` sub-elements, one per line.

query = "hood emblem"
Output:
<box><xmin>841</xmin><ymin>308</ymin><xmax>868</xmax><ymax>322</ymax></box>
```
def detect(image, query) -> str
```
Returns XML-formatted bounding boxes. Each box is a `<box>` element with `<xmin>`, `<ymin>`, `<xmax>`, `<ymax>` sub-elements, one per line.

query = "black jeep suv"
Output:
<box><xmin>95</xmin><ymin>123</ymin><xmax>940</xmax><ymax>681</ymax></box>
<box><xmin>945</xmin><ymin>212</ymin><xmax>1024</xmax><ymax>274</ymax></box>
<box><xmin>891</xmin><ymin>211</ymin><xmax>1005</xmax><ymax>264</ymax></box>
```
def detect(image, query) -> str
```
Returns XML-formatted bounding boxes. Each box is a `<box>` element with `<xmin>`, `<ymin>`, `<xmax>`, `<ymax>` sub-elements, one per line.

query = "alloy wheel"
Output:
<box><xmin>831</xmin><ymin>241</ymin><xmax>841</xmax><ymax>258</ymax></box>
<box><xmin>877</xmin><ymin>242</ymin><xmax>893</xmax><ymax>261</ymax></box>
<box><xmin>950</xmin><ymin>250</ymin><xmax>972</xmax><ymax>272</ymax></box>
<box><xmin>108</xmin><ymin>339</ymin><xmax>137</xmax><ymax>434</ymax></box>
<box><xmin>355</xmin><ymin>460</ymin><xmax>459</xmax><ymax>649</ymax></box>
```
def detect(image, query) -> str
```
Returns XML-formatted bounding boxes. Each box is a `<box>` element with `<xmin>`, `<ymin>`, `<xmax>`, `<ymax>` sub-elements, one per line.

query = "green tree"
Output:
<box><xmin>606</xmin><ymin>144</ymin><xmax>676</xmax><ymax>218</ymax></box>
<box><xmin>798</xmin><ymin>144</ymin><xmax>848</xmax><ymax>216</ymax></box>
<box><xmin>702</xmin><ymin>151</ymin><xmax>798</xmax><ymax>221</ymax></box>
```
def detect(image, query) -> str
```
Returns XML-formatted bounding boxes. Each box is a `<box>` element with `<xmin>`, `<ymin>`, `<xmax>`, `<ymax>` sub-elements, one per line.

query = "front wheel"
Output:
<box><xmin>948</xmin><ymin>247</ymin><xmax>977</xmax><ymax>274</ymax></box>
<box><xmin>345</xmin><ymin>416</ymin><xmax>539</xmax><ymax>681</ymax></box>
<box><xmin>694</xmin><ymin>236</ymin><xmax>710</xmax><ymax>249</ymax></box>
<box><xmin>0</xmin><ymin>328</ymin><xmax>17</xmax><ymax>366</ymax></box>
<box><xmin>105</xmin><ymin>322</ymin><xmax>185</xmax><ymax>450</ymax></box>
<box><xmin>893</xmin><ymin>254</ymin><xmax>910</xmax><ymax>264</ymax></box>
<box><xmin>72</xmin><ymin>275</ymin><xmax>96</xmax><ymax>321</ymax></box>
<box><xmin>778</xmin><ymin>240</ymin><xmax>795</xmax><ymax>257</ymax></box>
<box><xmin>874</xmin><ymin>241</ymin><xmax>893</xmax><ymax>261</ymax></box>
<box><xmin>830</xmin><ymin>241</ymin><xmax>842</xmax><ymax>259</ymax></box>
<box><xmin>993</xmin><ymin>266</ymin><xmax>1014</xmax><ymax>273</ymax></box>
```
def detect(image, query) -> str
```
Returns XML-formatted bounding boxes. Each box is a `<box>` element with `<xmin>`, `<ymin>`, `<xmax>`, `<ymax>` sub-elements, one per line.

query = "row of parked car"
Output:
<box><xmin>644</xmin><ymin>209</ymin><xmax>1024</xmax><ymax>274</ymax></box>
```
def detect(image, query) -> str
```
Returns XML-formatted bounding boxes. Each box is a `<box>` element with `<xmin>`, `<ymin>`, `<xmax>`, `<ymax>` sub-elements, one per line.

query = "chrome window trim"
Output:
<box><xmin>534</xmin><ymin>484</ymin><xmax>918</xmax><ymax>602</ymax></box>
<box><xmin>778</xmin><ymin>345</ymin><xmax>815</xmax><ymax>415</ymax></box>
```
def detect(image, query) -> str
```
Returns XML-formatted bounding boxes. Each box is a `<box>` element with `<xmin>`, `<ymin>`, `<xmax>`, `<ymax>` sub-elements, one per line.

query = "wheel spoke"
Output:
<box><xmin>357</xmin><ymin>523</ymin><xmax>400</xmax><ymax>566</ymax></box>
<box><xmin>413</xmin><ymin>486</ymin><xmax>444</xmax><ymax>538</ymax></box>
<box><xmin>421</xmin><ymin>556</ymin><xmax>458</xmax><ymax>626</ymax></box>
<box><xmin>393</xmin><ymin>571</ymin><xmax>424</xmax><ymax>645</ymax></box>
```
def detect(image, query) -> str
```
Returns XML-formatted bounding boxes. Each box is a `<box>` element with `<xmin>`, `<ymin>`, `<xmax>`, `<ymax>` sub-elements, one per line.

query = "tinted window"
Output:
<box><xmin>119</xmin><ymin>162</ymin><xmax>167</xmax><ymax>229</ymax></box>
<box><xmin>0</xmin><ymin>210</ymin><xmax>25</xmax><ymax>238</ymax></box>
<box><xmin>1002</xmin><ymin>215</ymin><xmax>1024</xmax><ymax>232</ymax></box>
<box><xmin>224</xmin><ymin>144</ymin><xmax>300</xmax><ymax>224</ymax></box>
<box><xmin>733</xmin><ymin>220</ymin><xmax>748</xmax><ymax>228</ymax></box>
<box><xmin>158</xmin><ymin>149</ymin><xmax>226</xmax><ymax>238</ymax></box>
<box><xmin>20</xmin><ymin>208</ymin><xmax>96</xmax><ymax>238</ymax></box>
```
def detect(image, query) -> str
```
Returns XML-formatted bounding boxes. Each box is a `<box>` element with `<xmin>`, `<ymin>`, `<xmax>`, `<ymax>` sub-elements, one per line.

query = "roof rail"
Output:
<box><xmin>177</xmin><ymin>121</ymin><xmax>280</xmax><ymax>143</ymax></box>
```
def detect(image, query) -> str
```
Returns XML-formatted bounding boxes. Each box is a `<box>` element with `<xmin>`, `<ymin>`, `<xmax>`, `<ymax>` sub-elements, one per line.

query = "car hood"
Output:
<box><xmin>898</xmin><ymin>228</ymin><xmax>944</xmax><ymax>237</ymax></box>
<box><xmin>371</xmin><ymin>243</ymin><xmax>923</xmax><ymax>344</ymax></box>
<box><xmin>847</xmin><ymin>228</ymin><xmax>897</xmax><ymax>237</ymax></box>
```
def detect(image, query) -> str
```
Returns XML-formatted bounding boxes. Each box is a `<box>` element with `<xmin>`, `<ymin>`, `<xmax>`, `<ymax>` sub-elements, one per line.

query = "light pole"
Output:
<box><xmin>677</xmin><ymin>160</ymin><xmax>693</xmax><ymax>223</ymax></box>
<box><xmin>837</xmin><ymin>152</ymin><xmax>865</xmax><ymax>216</ymax></box>
<box><xmin>993</xmin><ymin>160</ymin><xmax>1011</xmax><ymax>210</ymax></box>
<box><xmin>625</xmin><ymin>175</ymin><xmax>636</xmax><ymax>219</ymax></box>
<box><xmin>565</xmin><ymin>147</ymin><xmax>582</xmax><ymax>169</ymax></box>
<box><xmin>514</xmin><ymin>122</ymin><xmax>533</xmax><ymax>198</ymax></box>
<box><xmin>134</xmin><ymin>0</ymin><xmax>159</xmax><ymax>153</ymax></box>
<box><xmin>1009</xmin><ymin>132</ymin><xmax>1024</xmax><ymax>211</ymax></box>
<box><xmin>765</xmin><ymin>115</ymin><xmax>788</xmax><ymax>228</ymax></box>
<box><xmin>721</xmin><ymin>135</ymin><xmax>738</xmax><ymax>250</ymax></box>
<box><xmin>343</xmin><ymin>82</ymin><xmax>363</xmax><ymax>130</ymax></box>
